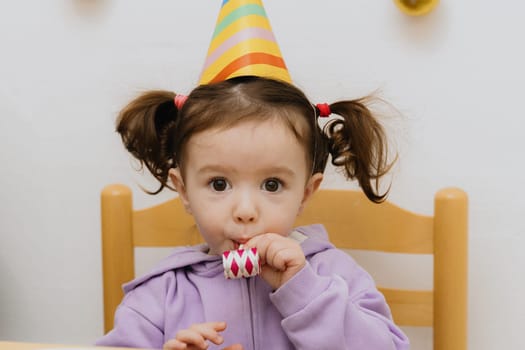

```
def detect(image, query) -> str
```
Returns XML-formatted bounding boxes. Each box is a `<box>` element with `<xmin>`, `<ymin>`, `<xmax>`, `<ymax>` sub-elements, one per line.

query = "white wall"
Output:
<box><xmin>1</xmin><ymin>1</ymin><xmax>523</xmax><ymax>349</ymax></box>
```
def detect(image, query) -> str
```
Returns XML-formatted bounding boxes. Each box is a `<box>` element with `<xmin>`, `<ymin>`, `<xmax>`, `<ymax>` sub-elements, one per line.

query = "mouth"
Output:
<box><xmin>231</xmin><ymin>240</ymin><xmax>248</xmax><ymax>250</ymax></box>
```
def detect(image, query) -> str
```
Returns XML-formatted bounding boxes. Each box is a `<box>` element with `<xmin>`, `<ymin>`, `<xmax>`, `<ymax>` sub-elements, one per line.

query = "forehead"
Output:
<box><xmin>189</xmin><ymin>118</ymin><xmax>303</xmax><ymax>154</ymax></box>
<box><xmin>182</xmin><ymin>118</ymin><xmax>309</xmax><ymax>174</ymax></box>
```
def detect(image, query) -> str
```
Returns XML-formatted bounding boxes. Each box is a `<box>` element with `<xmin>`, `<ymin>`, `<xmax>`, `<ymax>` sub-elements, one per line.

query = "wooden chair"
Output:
<box><xmin>101</xmin><ymin>184</ymin><xmax>468</xmax><ymax>350</ymax></box>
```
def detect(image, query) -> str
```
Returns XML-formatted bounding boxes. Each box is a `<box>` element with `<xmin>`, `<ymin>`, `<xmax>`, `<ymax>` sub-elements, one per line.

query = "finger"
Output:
<box><xmin>245</xmin><ymin>233</ymin><xmax>277</xmax><ymax>264</ymax></box>
<box><xmin>189</xmin><ymin>322</ymin><xmax>226</xmax><ymax>345</ymax></box>
<box><xmin>252</xmin><ymin>234</ymin><xmax>301</xmax><ymax>270</ymax></box>
<box><xmin>191</xmin><ymin>321</ymin><xmax>227</xmax><ymax>332</ymax></box>
<box><xmin>223</xmin><ymin>344</ymin><xmax>244</xmax><ymax>350</ymax></box>
<box><xmin>164</xmin><ymin>338</ymin><xmax>188</xmax><ymax>350</ymax></box>
<box><xmin>266</xmin><ymin>245</ymin><xmax>292</xmax><ymax>271</ymax></box>
<box><xmin>175</xmin><ymin>329</ymin><xmax>207</xmax><ymax>349</ymax></box>
<box><xmin>193</xmin><ymin>321</ymin><xmax>227</xmax><ymax>336</ymax></box>
<box><xmin>246</xmin><ymin>232</ymin><xmax>280</xmax><ymax>247</ymax></box>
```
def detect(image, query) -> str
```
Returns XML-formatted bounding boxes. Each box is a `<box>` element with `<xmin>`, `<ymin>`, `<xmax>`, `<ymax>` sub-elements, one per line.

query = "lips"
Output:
<box><xmin>231</xmin><ymin>239</ymin><xmax>249</xmax><ymax>250</ymax></box>
<box><xmin>227</xmin><ymin>231</ymin><xmax>258</xmax><ymax>250</ymax></box>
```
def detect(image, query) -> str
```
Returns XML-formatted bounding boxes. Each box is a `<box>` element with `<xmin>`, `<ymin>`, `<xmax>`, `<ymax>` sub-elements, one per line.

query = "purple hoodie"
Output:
<box><xmin>96</xmin><ymin>224</ymin><xmax>409</xmax><ymax>349</ymax></box>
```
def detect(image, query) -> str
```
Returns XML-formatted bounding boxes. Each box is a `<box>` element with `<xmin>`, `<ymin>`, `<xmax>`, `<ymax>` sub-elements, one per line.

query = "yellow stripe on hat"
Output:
<box><xmin>206</xmin><ymin>15</ymin><xmax>272</xmax><ymax>56</ymax></box>
<box><xmin>232</xmin><ymin>64</ymin><xmax>291</xmax><ymax>83</ymax></box>
<box><xmin>200</xmin><ymin>38</ymin><xmax>283</xmax><ymax>84</ymax></box>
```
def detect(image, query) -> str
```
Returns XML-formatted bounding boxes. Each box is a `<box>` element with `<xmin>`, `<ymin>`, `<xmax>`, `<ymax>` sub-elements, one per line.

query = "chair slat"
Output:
<box><xmin>295</xmin><ymin>190</ymin><xmax>433</xmax><ymax>254</ymax></box>
<box><xmin>133</xmin><ymin>199</ymin><xmax>203</xmax><ymax>247</ymax></box>
<box><xmin>379</xmin><ymin>287</ymin><xmax>433</xmax><ymax>326</ymax></box>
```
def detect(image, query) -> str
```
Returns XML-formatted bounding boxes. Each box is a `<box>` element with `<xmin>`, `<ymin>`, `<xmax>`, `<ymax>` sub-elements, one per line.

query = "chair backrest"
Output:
<box><xmin>101</xmin><ymin>184</ymin><xmax>468</xmax><ymax>350</ymax></box>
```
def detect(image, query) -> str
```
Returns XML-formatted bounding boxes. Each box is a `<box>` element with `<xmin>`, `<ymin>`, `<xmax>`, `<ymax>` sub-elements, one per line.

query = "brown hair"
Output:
<box><xmin>116</xmin><ymin>76</ymin><xmax>394</xmax><ymax>202</ymax></box>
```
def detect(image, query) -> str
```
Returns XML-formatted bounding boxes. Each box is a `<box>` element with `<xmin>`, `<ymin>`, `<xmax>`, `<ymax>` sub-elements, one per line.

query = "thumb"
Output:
<box><xmin>223</xmin><ymin>344</ymin><xmax>244</xmax><ymax>350</ymax></box>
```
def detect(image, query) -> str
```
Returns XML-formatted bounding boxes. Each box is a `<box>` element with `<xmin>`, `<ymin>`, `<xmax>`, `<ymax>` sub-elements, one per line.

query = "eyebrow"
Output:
<box><xmin>196</xmin><ymin>165</ymin><xmax>297</xmax><ymax>177</ymax></box>
<box><xmin>196</xmin><ymin>165</ymin><xmax>234</xmax><ymax>174</ymax></box>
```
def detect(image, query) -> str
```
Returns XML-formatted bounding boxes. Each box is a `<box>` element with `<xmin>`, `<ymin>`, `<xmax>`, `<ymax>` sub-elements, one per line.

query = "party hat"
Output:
<box><xmin>199</xmin><ymin>0</ymin><xmax>292</xmax><ymax>85</ymax></box>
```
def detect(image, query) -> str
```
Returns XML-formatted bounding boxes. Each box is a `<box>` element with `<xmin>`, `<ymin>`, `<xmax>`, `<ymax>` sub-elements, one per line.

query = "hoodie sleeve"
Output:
<box><xmin>95</xmin><ymin>271</ymin><xmax>175</xmax><ymax>349</ymax></box>
<box><xmin>269</xmin><ymin>248</ymin><xmax>410</xmax><ymax>350</ymax></box>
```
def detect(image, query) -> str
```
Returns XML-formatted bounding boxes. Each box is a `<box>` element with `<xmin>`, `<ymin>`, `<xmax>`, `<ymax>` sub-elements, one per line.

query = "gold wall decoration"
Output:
<box><xmin>394</xmin><ymin>0</ymin><xmax>439</xmax><ymax>16</ymax></box>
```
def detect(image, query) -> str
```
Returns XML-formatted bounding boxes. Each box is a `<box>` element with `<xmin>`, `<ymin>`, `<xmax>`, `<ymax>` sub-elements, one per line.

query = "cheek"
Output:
<box><xmin>187</xmin><ymin>197</ymin><xmax>225</xmax><ymax>231</ymax></box>
<box><xmin>191</xmin><ymin>206</ymin><xmax>220</xmax><ymax>230</ymax></box>
<box><xmin>263</xmin><ymin>201</ymin><xmax>303</xmax><ymax>234</ymax></box>
<box><xmin>193</xmin><ymin>217</ymin><xmax>225</xmax><ymax>251</ymax></box>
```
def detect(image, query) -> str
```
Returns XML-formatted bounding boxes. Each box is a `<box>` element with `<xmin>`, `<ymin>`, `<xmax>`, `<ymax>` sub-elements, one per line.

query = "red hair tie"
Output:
<box><xmin>316</xmin><ymin>103</ymin><xmax>331</xmax><ymax>117</ymax></box>
<box><xmin>174</xmin><ymin>94</ymin><xmax>188</xmax><ymax>110</ymax></box>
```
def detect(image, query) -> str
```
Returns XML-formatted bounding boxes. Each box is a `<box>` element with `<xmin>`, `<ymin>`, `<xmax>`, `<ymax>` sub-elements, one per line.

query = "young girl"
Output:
<box><xmin>96</xmin><ymin>76</ymin><xmax>409</xmax><ymax>350</ymax></box>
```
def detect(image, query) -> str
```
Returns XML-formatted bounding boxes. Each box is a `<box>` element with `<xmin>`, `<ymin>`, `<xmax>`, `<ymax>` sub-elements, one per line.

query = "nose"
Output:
<box><xmin>233</xmin><ymin>190</ymin><xmax>258</xmax><ymax>224</ymax></box>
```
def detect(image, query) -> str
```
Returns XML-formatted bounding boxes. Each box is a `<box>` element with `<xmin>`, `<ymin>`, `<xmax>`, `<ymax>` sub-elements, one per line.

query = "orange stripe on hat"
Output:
<box><xmin>209</xmin><ymin>52</ymin><xmax>287</xmax><ymax>83</ymax></box>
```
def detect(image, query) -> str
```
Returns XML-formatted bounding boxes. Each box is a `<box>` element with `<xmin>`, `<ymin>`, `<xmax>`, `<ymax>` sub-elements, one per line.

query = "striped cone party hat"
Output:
<box><xmin>199</xmin><ymin>0</ymin><xmax>292</xmax><ymax>85</ymax></box>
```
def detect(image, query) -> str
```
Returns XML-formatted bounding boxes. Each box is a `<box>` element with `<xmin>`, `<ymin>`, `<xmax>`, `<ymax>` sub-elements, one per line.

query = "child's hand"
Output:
<box><xmin>163</xmin><ymin>321</ymin><xmax>243</xmax><ymax>350</ymax></box>
<box><xmin>246</xmin><ymin>233</ymin><xmax>306</xmax><ymax>290</ymax></box>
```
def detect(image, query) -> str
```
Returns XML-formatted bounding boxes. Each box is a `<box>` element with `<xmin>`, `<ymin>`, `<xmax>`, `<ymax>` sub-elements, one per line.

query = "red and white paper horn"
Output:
<box><xmin>222</xmin><ymin>246</ymin><xmax>260</xmax><ymax>279</ymax></box>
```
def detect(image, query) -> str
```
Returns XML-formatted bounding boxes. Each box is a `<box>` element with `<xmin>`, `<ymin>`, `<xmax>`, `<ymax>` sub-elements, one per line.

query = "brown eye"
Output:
<box><xmin>210</xmin><ymin>178</ymin><xmax>229</xmax><ymax>192</ymax></box>
<box><xmin>263</xmin><ymin>178</ymin><xmax>282</xmax><ymax>192</ymax></box>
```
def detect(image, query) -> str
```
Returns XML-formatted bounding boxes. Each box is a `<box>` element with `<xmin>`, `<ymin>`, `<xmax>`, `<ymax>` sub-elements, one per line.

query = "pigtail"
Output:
<box><xmin>324</xmin><ymin>98</ymin><xmax>394</xmax><ymax>203</ymax></box>
<box><xmin>116</xmin><ymin>90</ymin><xmax>179</xmax><ymax>194</ymax></box>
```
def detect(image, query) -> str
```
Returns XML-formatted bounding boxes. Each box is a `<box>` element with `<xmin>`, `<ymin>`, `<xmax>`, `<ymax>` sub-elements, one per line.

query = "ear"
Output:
<box><xmin>298</xmin><ymin>172</ymin><xmax>323</xmax><ymax>215</ymax></box>
<box><xmin>168</xmin><ymin>168</ymin><xmax>192</xmax><ymax>214</ymax></box>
